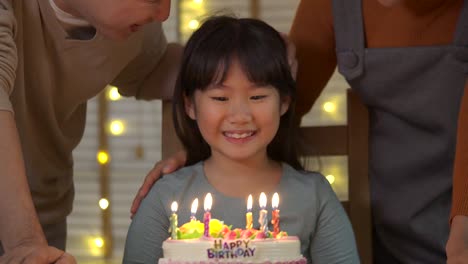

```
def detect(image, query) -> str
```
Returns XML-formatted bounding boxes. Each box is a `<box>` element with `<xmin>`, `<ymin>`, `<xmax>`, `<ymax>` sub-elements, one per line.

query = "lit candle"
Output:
<box><xmin>190</xmin><ymin>198</ymin><xmax>199</xmax><ymax>221</ymax></box>
<box><xmin>169</xmin><ymin>201</ymin><xmax>178</xmax><ymax>239</ymax></box>
<box><xmin>246</xmin><ymin>195</ymin><xmax>253</xmax><ymax>229</ymax></box>
<box><xmin>203</xmin><ymin>193</ymin><xmax>212</xmax><ymax>237</ymax></box>
<box><xmin>271</xmin><ymin>192</ymin><xmax>280</xmax><ymax>236</ymax></box>
<box><xmin>258</xmin><ymin>192</ymin><xmax>268</xmax><ymax>234</ymax></box>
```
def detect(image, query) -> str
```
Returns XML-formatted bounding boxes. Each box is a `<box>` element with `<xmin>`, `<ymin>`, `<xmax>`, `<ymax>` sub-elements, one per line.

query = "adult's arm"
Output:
<box><xmin>0</xmin><ymin>0</ymin><xmax>46</xmax><ymax>256</ymax></box>
<box><xmin>289</xmin><ymin>0</ymin><xmax>337</xmax><ymax>121</ymax></box>
<box><xmin>0</xmin><ymin>112</ymin><xmax>76</xmax><ymax>263</ymax></box>
<box><xmin>446</xmin><ymin>81</ymin><xmax>468</xmax><ymax>263</ymax></box>
<box><xmin>0</xmin><ymin>2</ymin><xmax>75</xmax><ymax>262</ymax></box>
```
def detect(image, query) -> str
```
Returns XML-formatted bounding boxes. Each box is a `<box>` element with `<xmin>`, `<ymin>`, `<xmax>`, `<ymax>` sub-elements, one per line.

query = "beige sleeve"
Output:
<box><xmin>112</xmin><ymin>21</ymin><xmax>170</xmax><ymax>100</ymax></box>
<box><xmin>0</xmin><ymin>0</ymin><xmax>17</xmax><ymax>112</ymax></box>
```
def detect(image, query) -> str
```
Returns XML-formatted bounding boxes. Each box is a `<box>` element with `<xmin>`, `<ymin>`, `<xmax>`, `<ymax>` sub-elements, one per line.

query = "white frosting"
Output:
<box><xmin>159</xmin><ymin>237</ymin><xmax>304</xmax><ymax>263</ymax></box>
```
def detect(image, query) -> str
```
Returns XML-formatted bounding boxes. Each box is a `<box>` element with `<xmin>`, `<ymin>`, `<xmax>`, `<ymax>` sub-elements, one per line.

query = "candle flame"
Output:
<box><xmin>191</xmin><ymin>198</ymin><xmax>199</xmax><ymax>214</ymax></box>
<box><xmin>204</xmin><ymin>193</ymin><xmax>212</xmax><ymax>211</ymax></box>
<box><xmin>259</xmin><ymin>192</ymin><xmax>267</xmax><ymax>208</ymax></box>
<box><xmin>272</xmin><ymin>192</ymin><xmax>279</xmax><ymax>209</ymax></box>
<box><xmin>247</xmin><ymin>195</ymin><xmax>253</xmax><ymax>211</ymax></box>
<box><xmin>171</xmin><ymin>201</ymin><xmax>178</xmax><ymax>212</ymax></box>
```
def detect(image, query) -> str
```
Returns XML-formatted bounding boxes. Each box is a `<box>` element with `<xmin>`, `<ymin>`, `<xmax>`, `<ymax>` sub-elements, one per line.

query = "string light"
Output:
<box><xmin>86</xmin><ymin>236</ymin><xmax>105</xmax><ymax>256</ymax></box>
<box><xmin>109</xmin><ymin>120</ymin><xmax>125</xmax><ymax>135</ymax></box>
<box><xmin>323</xmin><ymin>101</ymin><xmax>336</xmax><ymax>113</ymax></box>
<box><xmin>99</xmin><ymin>198</ymin><xmax>109</xmax><ymax>210</ymax></box>
<box><xmin>326</xmin><ymin>174</ymin><xmax>336</xmax><ymax>184</ymax></box>
<box><xmin>94</xmin><ymin>237</ymin><xmax>104</xmax><ymax>248</ymax></box>
<box><xmin>97</xmin><ymin>151</ymin><xmax>110</xmax><ymax>164</ymax></box>
<box><xmin>180</xmin><ymin>0</ymin><xmax>206</xmax><ymax>42</ymax></box>
<box><xmin>188</xmin><ymin>19</ymin><xmax>200</xmax><ymax>29</ymax></box>
<box><xmin>107</xmin><ymin>85</ymin><xmax>121</xmax><ymax>101</ymax></box>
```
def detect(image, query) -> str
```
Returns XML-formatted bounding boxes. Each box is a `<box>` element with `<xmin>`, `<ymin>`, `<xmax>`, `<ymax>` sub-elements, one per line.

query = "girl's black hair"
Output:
<box><xmin>173</xmin><ymin>15</ymin><xmax>303</xmax><ymax>170</ymax></box>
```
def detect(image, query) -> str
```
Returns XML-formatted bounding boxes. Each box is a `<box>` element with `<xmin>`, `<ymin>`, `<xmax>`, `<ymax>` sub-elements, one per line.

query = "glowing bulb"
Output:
<box><xmin>99</xmin><ymin>198</ymin><xmax>109</xmax><ymax>210</ymax></box>
<box><xmin>97</xmin><ymin>151</ymin><xmax>109</xmax><ymax>164</ymax></box>
<box><xmin>193</xmin><ymin>0</ymin><xmax>203</xmax><ymax>3</ymax></box>
<box><xmin>188</xmin><ymin>19</ymin><xmax>200</xmax><ymax>30</ymax></box>
<box><xmin>107</xmin><ymin>86</ymin><xmax>121</xmax><ymax>101</ymax></box>
<box><xmin>326</xmin><ymin>174</ymin><xmax>336</xmax><ymax>184</ymax></box>
<box><xmin>323</xmin><ymin>102</ymin><xmax>336</xmax><ymax>113</ymax></box>
<box><xmin>109</xmin><ymin>120</ymin><xmax>125</xmax><ymax>135</ymax></box>
<box><xmin>94</xmin><ymin>237</ymin><xmax>104</xmax><ymax>248</ymax></box>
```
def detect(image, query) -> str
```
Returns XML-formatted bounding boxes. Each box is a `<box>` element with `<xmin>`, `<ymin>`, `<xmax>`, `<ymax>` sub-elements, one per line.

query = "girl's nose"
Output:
<box><xmin>227</xmin><ymin>101</ymin><xmax>253</xmax><ymax>124</ymax></box>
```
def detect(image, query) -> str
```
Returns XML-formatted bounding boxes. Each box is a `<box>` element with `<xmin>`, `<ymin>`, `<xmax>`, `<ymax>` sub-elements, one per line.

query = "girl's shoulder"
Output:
<box><xmin>154</xmin><ymin>162</ymin><xmax>203</xmax><ymax>186</ymax></box>
<box><xmin>148</xmin><ymin>162</ymin><xmax>205</xmax><ymax>198</ymax></box>
<box><xmin>283</xmin><ymin>163</ymin><xmax>328</xmax><ymax>185</ymax></box>
<box><xmin>282</xmin><ymin>163</ymin><xmax>334</xmax><ymax>197</ymax></box>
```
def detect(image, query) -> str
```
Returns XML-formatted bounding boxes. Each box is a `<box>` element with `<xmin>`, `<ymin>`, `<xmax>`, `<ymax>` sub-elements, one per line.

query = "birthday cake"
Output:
<box><xmin>158</xmin><ymin>219</ymin><xmax>307</xmax><ymax>264</ymax></box>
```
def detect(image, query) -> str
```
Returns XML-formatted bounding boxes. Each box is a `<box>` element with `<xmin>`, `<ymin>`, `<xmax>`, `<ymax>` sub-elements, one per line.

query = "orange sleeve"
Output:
<box><xmin>451</xmin><ymin>80</ymin><xmax>468</xmax><ymax>220</ymax></box>
<box><xmin>289</xmin><ymin>0</ymin><xmax>337</xmax><ymax>120</ymax></box>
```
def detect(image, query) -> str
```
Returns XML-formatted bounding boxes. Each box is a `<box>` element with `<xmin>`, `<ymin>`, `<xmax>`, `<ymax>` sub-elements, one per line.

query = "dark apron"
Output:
<box><xmin>332</xmin><ymin>0</ymin><xmax>468</xmax><ymax>262</ymax></box>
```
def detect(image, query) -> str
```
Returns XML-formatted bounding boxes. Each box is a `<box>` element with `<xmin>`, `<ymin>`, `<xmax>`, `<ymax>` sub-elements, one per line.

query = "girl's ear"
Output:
<box><xmin>280</xmin><ymin>96</ymin><xmax>291</xmax><ymax>116</ymax></box>
<box><xmin>184</xmin><ymin>95</ymin><xmax>196</xmax><ymax>120</ymax></box>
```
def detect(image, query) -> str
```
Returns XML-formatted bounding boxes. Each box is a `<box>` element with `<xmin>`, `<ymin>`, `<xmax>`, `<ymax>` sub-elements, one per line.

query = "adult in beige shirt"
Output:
<box><xmin>0</xmin><ymin>0</ymin><xmax>182</xmax><ymax>263</ymax></box>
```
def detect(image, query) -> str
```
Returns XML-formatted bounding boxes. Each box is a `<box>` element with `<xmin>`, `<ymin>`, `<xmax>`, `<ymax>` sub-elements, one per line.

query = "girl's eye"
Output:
<box><xmin>251</xmin><ymin>95</ymin><xmax>267</xmax><ymax>100</ymax></box>
<box><xmin>211</xmin><ymin>97</ymin><xmax>228</xmax><ymax>101</ymax></box>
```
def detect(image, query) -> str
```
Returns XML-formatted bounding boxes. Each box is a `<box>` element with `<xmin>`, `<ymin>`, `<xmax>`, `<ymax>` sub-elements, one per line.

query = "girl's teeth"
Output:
<box><xmin>226</xmin><ymin>132</ymin><xmax>253</xmax><ymax>139</ymax></box>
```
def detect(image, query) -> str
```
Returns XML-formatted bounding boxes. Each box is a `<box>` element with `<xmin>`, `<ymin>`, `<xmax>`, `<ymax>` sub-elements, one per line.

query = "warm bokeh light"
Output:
<box><xmin>94</xmin><ymin>237</ymin><xmax>104</xmax><ymax>248</ymax></box>
<box><xmin>259</xmin><ymin>192</ymin><xmax>267</xmax><ymax>208</ymax></box>
<box><xmin>326</xmin><ymin>174</ymin><xmax>336</xmax><ymax>184</ymax></box>
<box><xmin>204</xmin><ymin>193</ymin><xmax>212</xmax><ymax>211</ymax></box>
<box><xmin>323</xmin><ymin>101</ymin><xmax>336</xmax><ymax>113</ymax></box>
<box><xmin>109</xmin><ymin>120</ymin><xmax>125</xmax><ymax>135</ymax></box>
<box><xmin>99</xmin><ymin>198</ymin><xmax>109</xmax><ymax>210</ymax></box>
<box><xmin>247</xmin><ymin>195</ymin><xmax>253</xmax><ymax>211</ymax></box>
<box><xmin>180</xmin><ymin>0</ymin><xmax>206</xmax><ymax>43</ymax></box>
<box><xmin>188</xmin><ymin>19</ymin><xmax>200</xmax><ymax>29</ymax></box>
<box><xmin>97</xmin><ymin>151</ymin><xmax>109</xmax><ymax>164</ymax></box>
<box><xmin>107</xmin><ymin>86</ymin><xmax>121</xmax><ymax>101</ymax></box>
<box><xmin>86</xmin><ymin>236</ymin><xmax>104</xmax><ymax>256</ymax></box>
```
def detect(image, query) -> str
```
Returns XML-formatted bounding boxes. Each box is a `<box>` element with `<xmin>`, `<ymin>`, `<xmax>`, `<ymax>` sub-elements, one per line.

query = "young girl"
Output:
<box><xmin>123</xmin><ymin>15</ymin><xmax>359</xmax><ymax>263</ymax></box>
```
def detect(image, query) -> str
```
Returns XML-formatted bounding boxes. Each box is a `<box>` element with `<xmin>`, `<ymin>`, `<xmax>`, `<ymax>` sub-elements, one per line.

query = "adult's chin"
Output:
<box><xmin>377</xmin><ymin>0</ymin><xmax>404</xmax><ymax>7</ymax></box>
<box><xmin>98</xmin><ymin>28</ymin><xmax>131</xmax><ymax>41</ymax></box>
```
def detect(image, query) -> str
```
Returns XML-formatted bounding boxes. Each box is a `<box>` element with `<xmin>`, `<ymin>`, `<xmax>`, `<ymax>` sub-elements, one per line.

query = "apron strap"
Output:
<box><xmin>453</xmin><ymin>0</ymin><xmax>468</xmax><ymax>74</ymax></box>
<box><xmin>332</xmin><ymin>0</ymin><xmax>365</xmax><ymax>80</ymax></box>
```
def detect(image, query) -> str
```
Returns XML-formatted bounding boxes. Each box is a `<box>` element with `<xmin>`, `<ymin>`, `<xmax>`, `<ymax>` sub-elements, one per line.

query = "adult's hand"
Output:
<box><xmin>446</xmin><ymin>215</ymin><xmax>468</xmax><ymax>264</ymax></box>
<box><xmin>130</xmin><ymin>150</ymin><xmax>187</xmax><ymax>217</ymax></box>
<box><xmin>0</xmin><ymin>243</ymin><xmax>76</xmax><ymax>264</ymax></box>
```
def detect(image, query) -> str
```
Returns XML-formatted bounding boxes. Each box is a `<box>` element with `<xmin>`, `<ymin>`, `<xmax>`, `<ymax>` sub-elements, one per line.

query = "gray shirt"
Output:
<box><xmin>123</xmin><ymin>162</ymin><xmax>359</xmax><ymax>264</ymax></box>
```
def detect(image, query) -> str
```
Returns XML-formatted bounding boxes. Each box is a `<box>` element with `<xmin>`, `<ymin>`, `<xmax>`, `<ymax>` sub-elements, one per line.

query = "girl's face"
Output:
<box><xmin>55</xmin><ymin>0</ymin><xmax>170</xmax><ymax>40</ymax></box>
<box><xmin>185</xmin><ymin>59</ymin><xmax>290</xmax><ymax>164</ymax></box>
